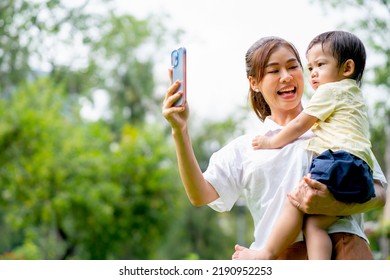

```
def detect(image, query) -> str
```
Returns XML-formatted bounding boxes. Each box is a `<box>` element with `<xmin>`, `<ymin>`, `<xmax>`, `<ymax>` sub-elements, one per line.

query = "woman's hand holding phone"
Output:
<box><xmin>162</xmin><ymin>63</ymin><xmax>189</xmax><ymax>130</ymax></box>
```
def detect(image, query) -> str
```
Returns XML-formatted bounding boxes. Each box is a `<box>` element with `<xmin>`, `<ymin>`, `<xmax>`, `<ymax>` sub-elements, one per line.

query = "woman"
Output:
<box><xmin>162</xmin><ymin>36</ymin><xmax>387</xmax><ymax>259</ymax></box>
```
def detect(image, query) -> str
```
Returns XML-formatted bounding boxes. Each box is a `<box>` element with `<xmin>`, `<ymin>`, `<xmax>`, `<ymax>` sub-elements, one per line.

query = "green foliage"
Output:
<box><xmin>0</xmin><ymin>0</ymin><xmax>171</xmax><ymax>130</ymax></box>
<box><xmin>0</xmin><ymin>79</ymin><xmax>182</xmax><ymax>259</ymax></box>
<box><xmin>0</xmin><ymin>0</ymin><xmax>94</xmax><ymax>94</ymax></box>
<box><xmin>314</xmin><ymin>0</ymin><xmax>390</xmax><ymax>89</ymax></box>
<box><xmin>371</xmin><ymin>101</ymin><xmax>388</xmax><ymax>170</ymax></box>
<box><xmin>108</xmin><ymin>123</ymin><xmax>183</xmax><ymax>259</ymax></box>
<box><xmin>0</xmin><ymin>77</ymin><xmax>241</xmax><ymax>260</ymax></box>
<box><xmin>0</xmin><ymin>0</ymin><xmax>241</xmax><ymax>260</ymax></box>
<box><xmin>157</xmin><ymin>206</ymin><xmax>237</xmax><ymax>260</ymax></box>
<box><xmin>191</xmin><ymin>115</ymin><xmax>245</xmax><ymax>171</ymax></box>
<box><xmin>85</xmin><ymin>13</ymin><xmax>156</xmax><ymax>127</ymax></box>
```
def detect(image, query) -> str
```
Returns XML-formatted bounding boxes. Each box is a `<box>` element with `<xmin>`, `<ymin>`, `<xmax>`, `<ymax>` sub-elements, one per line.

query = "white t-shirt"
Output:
<box><xmin>204</xmin><ymin>117</ymin><xmax>387</xmax><ymax>250</ymax></box>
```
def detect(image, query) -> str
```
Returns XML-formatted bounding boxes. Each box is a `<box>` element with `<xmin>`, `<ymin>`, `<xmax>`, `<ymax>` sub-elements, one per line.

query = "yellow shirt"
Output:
<box><xmin>303</xmin><ymin>79</ymin><xmax>374</xmax><ymax>170</ymax></box>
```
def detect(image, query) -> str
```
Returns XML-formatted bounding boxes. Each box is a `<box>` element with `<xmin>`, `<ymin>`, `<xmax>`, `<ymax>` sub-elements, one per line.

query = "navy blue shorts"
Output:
<box><xmin>309</xmin><ymin>149</ymin><xmax>375</xmax><ymax>203</ymax></box>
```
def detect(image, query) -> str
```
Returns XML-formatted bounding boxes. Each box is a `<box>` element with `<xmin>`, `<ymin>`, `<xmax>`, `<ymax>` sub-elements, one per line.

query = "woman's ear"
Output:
<box><xmin>342</xmin><ymin>59</ymin><xmax>355</xmax><ymax>78</ymax></box>
<box><xmin>249</xmin><ymin>76</ymin><xmax>259</xmax><ymax>92</ymax></box>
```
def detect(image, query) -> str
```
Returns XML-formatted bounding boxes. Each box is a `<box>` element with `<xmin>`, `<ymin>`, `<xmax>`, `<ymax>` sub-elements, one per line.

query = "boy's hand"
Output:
<box><xmin>252</xmin><ymin>135</ymin><xmax>272</xmax><ymax>149</ymax></box>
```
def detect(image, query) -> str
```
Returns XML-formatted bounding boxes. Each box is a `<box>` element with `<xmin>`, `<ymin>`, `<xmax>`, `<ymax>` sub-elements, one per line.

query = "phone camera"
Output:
<box><xmin>171</xmin><ymin>50</ymin><xmax>179</xmax><ymax>67</ymax></box>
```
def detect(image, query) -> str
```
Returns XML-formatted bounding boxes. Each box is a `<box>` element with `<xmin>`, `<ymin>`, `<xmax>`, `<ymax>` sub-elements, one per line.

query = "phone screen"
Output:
<box><xmin>171</xmin><ymin>47</ymin><xmax>186</xmax><ymax>107</ymax></box>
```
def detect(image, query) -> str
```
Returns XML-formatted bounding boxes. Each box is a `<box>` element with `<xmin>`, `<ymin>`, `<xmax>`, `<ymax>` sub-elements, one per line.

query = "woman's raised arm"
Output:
<box><xmin>162</xmin><ymin>70</ymin><xmax>219</xmax><ymax>206</ymax></box>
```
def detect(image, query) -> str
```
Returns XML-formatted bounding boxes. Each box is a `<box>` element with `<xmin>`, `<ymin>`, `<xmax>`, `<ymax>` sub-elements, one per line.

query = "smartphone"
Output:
<box><xmin>171</xmin><ymin>47</ymin><xmax>187</xmax><ymax>107</ymax></box>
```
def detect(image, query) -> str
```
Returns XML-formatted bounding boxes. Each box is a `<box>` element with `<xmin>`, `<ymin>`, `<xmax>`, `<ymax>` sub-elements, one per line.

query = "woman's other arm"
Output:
<box><xmin>288</xmin><ymin>175</ymin><xmax>386</xmax><ymax>216</ymax></box>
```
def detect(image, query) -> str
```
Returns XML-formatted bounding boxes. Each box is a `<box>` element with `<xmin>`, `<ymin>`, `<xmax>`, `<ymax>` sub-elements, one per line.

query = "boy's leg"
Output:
<box><xmin>303</xmin><ymin>215</ymin><xmax>338</xmax><ymax>260</ymax></box>
<box><xmin>261</xmin><ymin>200</ymin><xmax>304</xmax><ymax>259</ymax></box>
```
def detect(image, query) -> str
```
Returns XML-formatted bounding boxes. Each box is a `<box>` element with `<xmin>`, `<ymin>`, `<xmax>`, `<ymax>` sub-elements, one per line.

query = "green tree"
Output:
<box><xmin>0</xmin><ymin>0</ymin><xmax>94</xmax><ymax>94</ymax></box>
<box><xmin>0</xmin><ymin>78</ymin><xmax>184</xmax><ymax>259</ymax></box>
<box><xmin>0</xmin><ymin>0</ymin><xmax>175</xmax><ymax>129</ymax></box>
<box><xmin>0</xmin><ymin>0</ymin><xmax>242</xmax><ymax>260</ymax></box>
<box><xmin>0</xmin><ymin>78</ymin><xmax>243</xmax><ymax>260</ymax></box>
<box><xmin>85</xmin><ymin>13</ymin><xmax>179</xmax><ymax>128</ymax></box>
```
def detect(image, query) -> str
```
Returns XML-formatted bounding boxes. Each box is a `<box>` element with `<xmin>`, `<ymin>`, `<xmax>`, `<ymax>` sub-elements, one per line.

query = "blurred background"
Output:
<box><xmin>0</xmin><ymin>0</ymin><xmax>389</xmax><ymax>260</ymax></box>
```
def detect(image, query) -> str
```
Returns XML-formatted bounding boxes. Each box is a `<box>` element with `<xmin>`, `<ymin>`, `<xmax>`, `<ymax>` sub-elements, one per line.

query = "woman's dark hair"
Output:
<box><xmin>306</xmin><ymin>31</ymin><xmax>366</xmax><ymax>86</ymax></box>
<box><xmin>246</xmin><ymin>37</ymin><xmax>303</xmax><ymax>121</ymax></box>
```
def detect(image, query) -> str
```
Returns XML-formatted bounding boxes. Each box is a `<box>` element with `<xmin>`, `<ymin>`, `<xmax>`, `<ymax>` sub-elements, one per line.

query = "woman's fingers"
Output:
<box><xmin>162</xmin><ymin>96</ymin><xmax>185</xmax><ymax>118</ymax></box>
<box><xmin>164</xmin><ymin>80</ymin><xmax>180</xmax><ymax>100</ymax></box>
<box><xmin>169</xmin><ymin>67</ymin><xmax>173</xmax><ymax>83</ymax></box>
<box><xmin>163</xmin><ymin>81</ymin><xmax>183</xmax><ymax>108</ymax></box>
<box><xmin>303</xmin><ymin>175</ymin><xmax>326</xmax><ymax>191</ymax></box>
<box><xmin>162</xmin><ymin>68</ymin><xmax>188</xmax><ymax>126</ymax></box>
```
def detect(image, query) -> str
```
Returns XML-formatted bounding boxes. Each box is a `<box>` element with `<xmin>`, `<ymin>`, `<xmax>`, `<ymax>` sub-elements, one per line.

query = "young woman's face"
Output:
<box><xmin>306</xmin><ymin>43</ymin><xmax>345</xmax><ymax>90</ymax></box>
<box><xmin>252</xmin><ymin>46</ymin><xmax>304</xmax><ymax>116</ymax></box>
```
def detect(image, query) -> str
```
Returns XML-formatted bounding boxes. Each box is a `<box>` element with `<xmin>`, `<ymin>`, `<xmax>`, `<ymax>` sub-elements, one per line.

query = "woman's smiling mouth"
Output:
<box><xmin>277</xmin><ymin>86</ymin><xmax>296</xmax><ymax>97</ymax></box>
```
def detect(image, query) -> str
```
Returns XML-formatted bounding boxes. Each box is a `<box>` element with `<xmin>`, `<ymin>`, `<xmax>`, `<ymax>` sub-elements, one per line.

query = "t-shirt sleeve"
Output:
<box><xmin>372</xmin><ymin>154</ymin><xmax>388</xmax><ymax>189</ymax></box>
<box><xmin>303</xmin><ymin>84</ymin><xmax>337</xmax><ymax>121</ymax></box>
<box><xmin>203</xmin><ymin>138</ymin><xmax>245</xmax><ymax>212</ymax></box>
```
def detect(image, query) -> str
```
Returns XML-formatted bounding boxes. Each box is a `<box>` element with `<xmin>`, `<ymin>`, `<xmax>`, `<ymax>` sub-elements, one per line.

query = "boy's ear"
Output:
<box><xmin>342</xmin><ymin>59</ymin><xmax>355</xmax><ymax>78</ymax></box>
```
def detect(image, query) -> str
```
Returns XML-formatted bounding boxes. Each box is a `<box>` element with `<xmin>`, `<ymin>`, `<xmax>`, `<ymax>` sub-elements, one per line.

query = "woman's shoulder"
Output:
<box><xmin>216</xmin><ymin>118</ymin><xmax>278</xmax><ymax>155</ymax></box>
<box><xmin>221</xmin><ymin>134</ymin><xmax>253</xmax><ymax>153</ymax></box>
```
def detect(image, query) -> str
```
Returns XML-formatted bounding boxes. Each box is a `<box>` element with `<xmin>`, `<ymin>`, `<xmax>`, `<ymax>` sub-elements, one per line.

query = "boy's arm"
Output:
<box><xmin>253</xmin><ymin>112</ymin><xmax>318</xmax><ymax>149</ymax></box>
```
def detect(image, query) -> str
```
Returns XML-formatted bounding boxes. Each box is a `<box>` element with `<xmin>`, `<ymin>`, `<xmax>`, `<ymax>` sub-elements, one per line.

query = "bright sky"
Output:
<box><xmin>114</xmin><ymin>0</ymin><xmax>345</xmax><ymax>125</ymax></box>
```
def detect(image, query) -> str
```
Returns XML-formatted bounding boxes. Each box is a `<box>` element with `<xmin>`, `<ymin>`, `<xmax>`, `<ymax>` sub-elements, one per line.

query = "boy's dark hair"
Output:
<box><xmin>306</xmin><ymin>31</ymin><xmax>366</xmax><ymax>86</ymax></box>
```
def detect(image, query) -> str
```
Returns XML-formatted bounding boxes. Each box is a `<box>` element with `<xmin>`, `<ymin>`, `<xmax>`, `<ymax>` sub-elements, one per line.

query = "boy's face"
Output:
<box><xmin>306</xmin><ymin>43</ymin><xmax>345</xmax><ymax>90</ymax></box>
